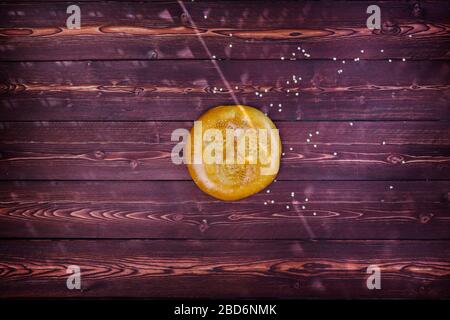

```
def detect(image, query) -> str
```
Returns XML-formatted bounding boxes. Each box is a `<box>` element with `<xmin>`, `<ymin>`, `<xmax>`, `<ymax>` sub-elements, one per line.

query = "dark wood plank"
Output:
<box><xmin>1</xmin><ymin>60</ymin><xmax>449</xmax><ymax>121</ymax></box>
<box><xmin>0</xmin><ymin>181</ymin><xmax>449</xmax><ymax>239</ymax></box>
<box><xmin>0</xmin><ymin>1</ymin><xmax>449</xmax><ymax>60</ymax></box>
<box><xmin>1</xmin><ymin>240</ymin><xmax>449</xmax><ymax>298</ymax></box>
<box><xmin>0</xmin><ymin>121</ymin><xmax>449</xmax><ymax>180</ymax></box>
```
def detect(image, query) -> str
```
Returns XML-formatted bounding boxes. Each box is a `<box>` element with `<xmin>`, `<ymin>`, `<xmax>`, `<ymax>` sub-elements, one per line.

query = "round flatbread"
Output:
<box><xmin>187</xmin><ymin>105</ymin><xmax>281</xmax><ymax>200</ymax></box>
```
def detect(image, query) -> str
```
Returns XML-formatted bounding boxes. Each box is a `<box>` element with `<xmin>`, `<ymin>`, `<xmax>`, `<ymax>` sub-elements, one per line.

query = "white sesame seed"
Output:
<box><xmin>389</xmin><ymin>185</ymin><xmax>394</xmax><ymax>190</ymax></box>
<box><xmin>333</xmin><ymin>152</ymin><xmax>338</xmax><ymax>156</ymax></box>
<box><xmin>281</xmin><ymin>57</ymin><xmax>285</xmax><ymax>60</ymax></box>
<box><xmin>266</xmin><ymin>189</ymin><xmax>270</xmax><ymax>193</ymax></box>
<box><xmin>333</xmin><ymin>57</ymin><xmax>337</xmax><ymax>61</ymax></box>
<box><xmin>402</xmin><ymin>58</ymin><xmax>406</xmax><ymax>62</ymax></box>
<box><xmin>313</xmin><ymin>212</ymin><xmax>317</xmax><ymax>216</ymax></box>
<box><xmin>278</xmin><ymin>108</ymin><xmax>282</xmax><ymax>112</ymax></box>
<box><xmin>306</xmin><ymin>139</ymin><xmax>310</xmax><ymax>143</ymax></box>
<box><xmin>305</xmin><ymin>198</ymin><xmax>309</xmax><ymax>202</ymax></box>
<box><xmin>302</xmin><ymin>205</ymin><xmax>306</xmax><ymax>210</ymax></box>
<box><xmin>264</xmin><ymin>202</ymin><xmax>267</xmax><ymax>205</ymax></box>
<box><xmin>235</xmin><ymin>86</ymin><xmax>238</xmax><ymax>89</ymax></box>
<box><xmin>271</xmin><ymin>200</ymin><xmax>275</xmax><ymax>204</ymax></box>
<box><xmin>309</xmin><ymin>133</ymin><xmax>313</xmax><ymax>137</ymax></box>
<box><xmin>282</xmin><ymin>152</ymin><xmax>285</xmax><ymax>156</ymax></box>
<box><xmin>286</xmin><ymin>205</ymin><xmax>290</xmax><ymax>209</ymax></box>
<box><xmin>229</xmin><ymin>44</ymin><xmax>233</xmax><ymax>48</ymax></box>
<box><xmin>295</xmin><ymin>92</ymin><xmax>299</xmax><ymax>96</ymax></box>
<box><xmin>382</xmin><ymin>141</ymin><xmax>386</xmax><ymax>145</ymax></box>
<box><xmin>360</xmin><ymin>50</ymin><xmax>364</xmax><ymax>53</ymax></box>
<box><xmin>388</xmin><ymin>59</ymin><xmax>392</xmax><ymax>63</ymax></box>
<box><xmin>313</xmin><ymin>144</ymin><xmax>317</xmax><ymax>148</ymax></box>
<box><xmin>315</xmin><ymin>131</ymin><xmax>319</xmax><ymax>135</ymax></box>
<box><xmin>289</xmin><ymin>147</ymin><xmax>293</xmax><ymax>151</ymax></box>
<box><xmin>380</xmin><ymin>49</ymin><xmax>384</xmax><ymax>53</ymax></box>
<box><xmin>350</xmin><ymin>122</ymin><xmax>353</xmax><ymax>126</ymax></box>
<box><xmin>204</xmin><ymin>15</ymin><xmax>207</xmax><ymax>19</ymax></box>
<box><xmin>212</xmin><ymin>55</ymin><xmax>216</xmax><ymax>59</ymax></box>
<box><xmin>291</xmin><ymin>192</ymin><xmax>295</xmax><ymax>197</ymax></box>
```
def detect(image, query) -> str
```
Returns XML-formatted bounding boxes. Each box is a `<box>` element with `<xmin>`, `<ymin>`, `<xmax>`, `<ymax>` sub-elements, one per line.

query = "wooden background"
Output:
<box><xmin>0</xmin><ymin>0</ymin><xmax>449</xmax><ymax>298</ymax></box>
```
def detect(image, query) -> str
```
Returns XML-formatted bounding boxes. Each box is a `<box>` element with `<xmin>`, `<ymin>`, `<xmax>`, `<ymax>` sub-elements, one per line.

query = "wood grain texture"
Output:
<box><xmin>0</xmin><ymin>0</ymin><xmax>449</xmax><ymax>300</ymax></box>
<box><xmin>1</xmin><ymin>121</ymin><xmax>449</xmax><ymax>180</ymax></box>
<box><xmin>0</xmin><ymin>181</ymin><xmax>449</xmax><ymax>239</ymax></box>
<box><xmin>0</xmin><ymin>1</ymin><xmax>449</xmax><ymax>60</ymax></box>
<box><xmin>1</xmin><ymin>240</ymin><xmax>450</xmax><ymax>298</ymax></box>
<box><xmin>1</xmin><ymin>60</ymin><xmax>449</xmax><ymax>121</ymax></box>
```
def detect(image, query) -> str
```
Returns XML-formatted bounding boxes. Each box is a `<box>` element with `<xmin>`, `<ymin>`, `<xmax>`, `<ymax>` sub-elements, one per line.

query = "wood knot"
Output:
<box><xmin>3</xmin><ymin>84</ymin><xmax>26</xmax><ymax>93</ymax></box>
<box><xmin>381</xmin><ymin>21</ymin><xmax>401</xmax><ymax>35</ymax></box>
<box><xmin>1</xmin><ymin>28</ymin><xmax>33</xmax><ymax>36</ymax></box>
<box><xmin>303</xmin><ymin>262</ymin><xmax>331</xmax><ymax>270</ymax></box>
<box><xmin>419</xmin><ymin>213</ymin><xmax>434</xmax><ymax>224</ymax></box>
<box><xmin>0</xmin><ymin>84</ymin><xmax>8</xmax><ymax>93</ymax></box>
<box><xmin>387</xmin><ymin>154</ymin><xmax>404</xmax><ymax>164</ymax></box>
